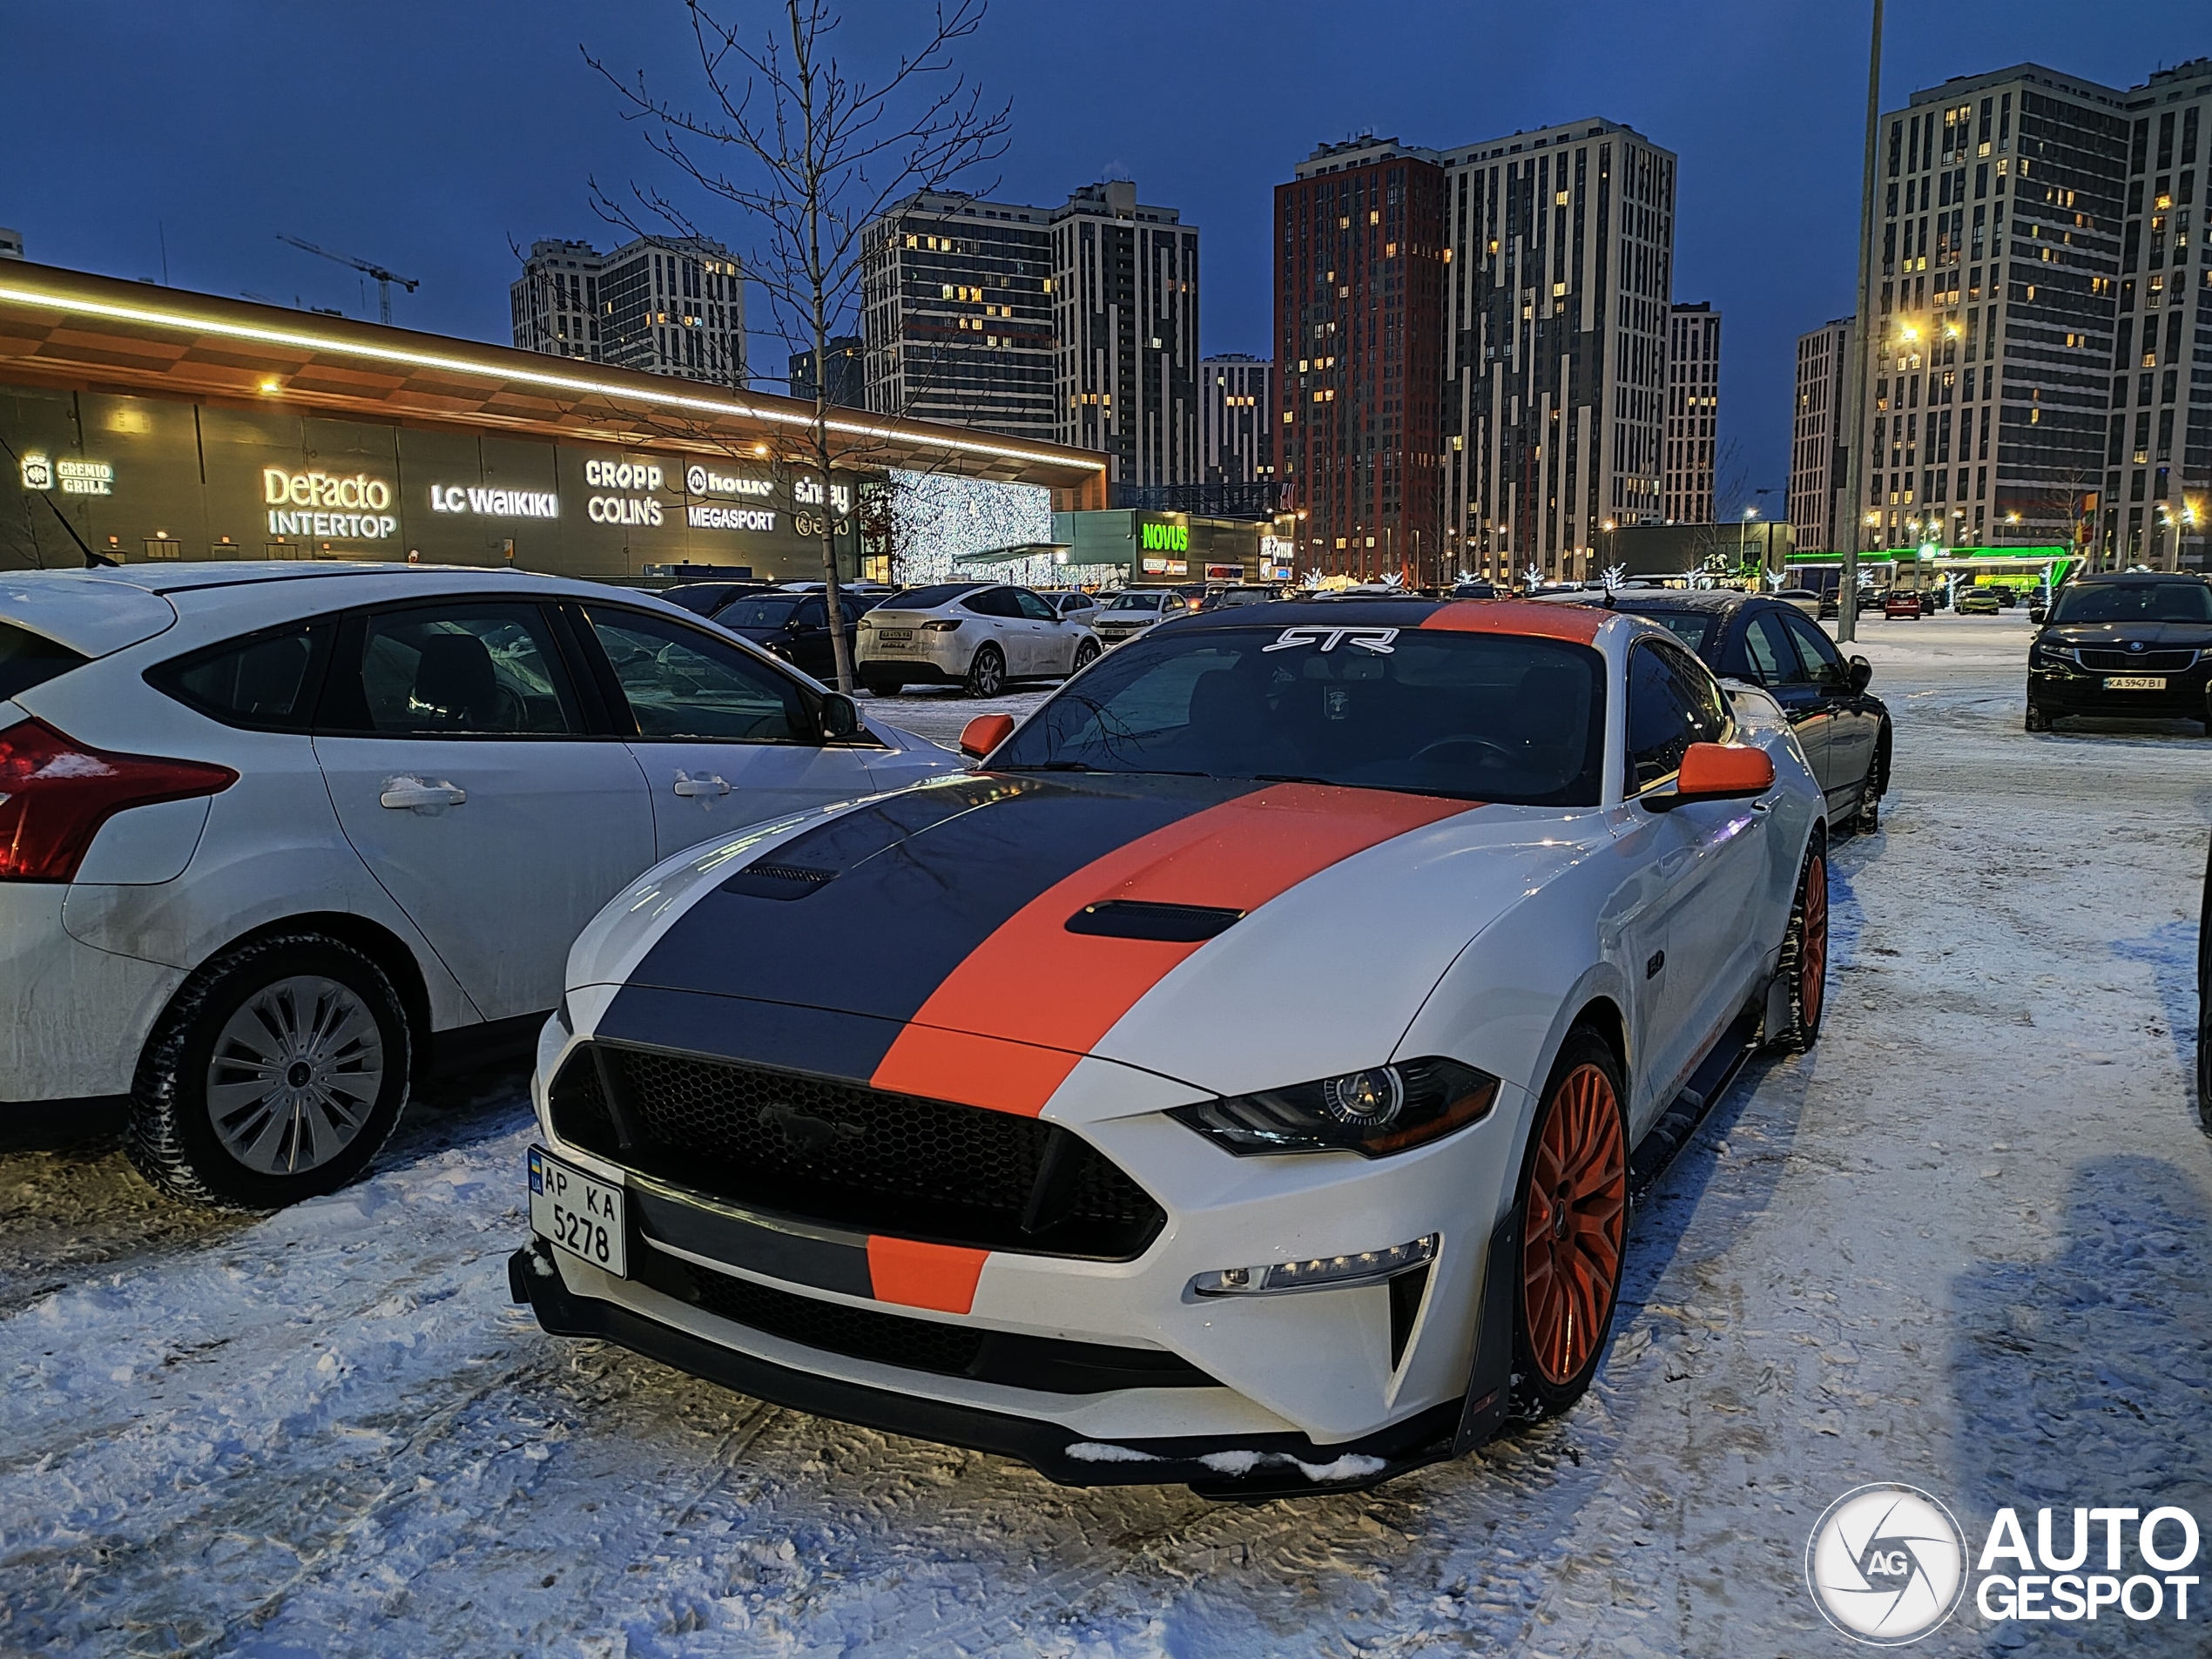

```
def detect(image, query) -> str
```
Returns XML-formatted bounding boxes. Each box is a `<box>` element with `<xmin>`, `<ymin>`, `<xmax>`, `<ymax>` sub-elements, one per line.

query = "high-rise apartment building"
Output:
<box><xmin>1664</xmin><ymin>301</ymin><xmax>1721</xmax><ymax>523</ymax></box>
<box><xmin>1440</xmin><ymin>119</ymin><xmax>1677</xmax><ymax>580</ymax></box>
<box><xmin>860</xmin><ymin>192</ymin><xmax>1055</xmax><ymax>441</ymax></box>
<box><xmin>510</xmin><ymin>235</ymin><xmax>745</xmax><ymax>388</ymax></box>
<box><xmin>1275</xmin><ymin>138</ymin><xmax>1449</xmax><ymax>580</ymax></box>
<box><xmin>2107</xmin><ymin>59</ymin><xmax>2210</xmax><ymax>570</ymax></box>
<box><xmin>0</xmin><ymin>227</ymin><xmax>24</xmax><ymax>261</ymax></box>
<box><xmin>1050</xmin><ymin>180</ymin><xmax>1200</xmax><ymax>490</ymax></box>
<box><xmin>1200</xmin><ymin>354</ymin><xmax>1275</xmax><ymax>487</ymax></box>
<box><xmin>1854</xmin><ymin>66</ymin><xmax>2130</xmax><ymax>555</ymax></box>
<box><xmin>1790</xmin><ymin>318</ymin><xmax>1856</xmax><ymax>551</ymax></box>
<box><xmin>789</xmin><ymin>335</ymin><xmax>864</xmax><ymax>408</ymax></box>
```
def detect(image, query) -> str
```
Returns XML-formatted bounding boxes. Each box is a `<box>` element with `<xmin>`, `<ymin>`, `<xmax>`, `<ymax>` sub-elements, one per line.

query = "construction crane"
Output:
<box><xmin>276</xmin><ymin>235</ymin><xmax>420</xmax><ymax>325</ymax></box>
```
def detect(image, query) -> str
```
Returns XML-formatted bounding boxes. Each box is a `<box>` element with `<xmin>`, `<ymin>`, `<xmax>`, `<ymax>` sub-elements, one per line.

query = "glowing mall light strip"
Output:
<box><xmin>0</xmin><ymin>282</ymin><xmax>1104</xmax><ymax>476</ymax></box>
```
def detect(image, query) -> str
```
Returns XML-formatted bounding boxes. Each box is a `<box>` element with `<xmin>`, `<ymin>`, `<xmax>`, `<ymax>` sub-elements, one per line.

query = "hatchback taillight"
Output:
<box><xmin>0</xmin><ymin>718</ymin><xmax>238</xmax><ymax>882</ymax></box>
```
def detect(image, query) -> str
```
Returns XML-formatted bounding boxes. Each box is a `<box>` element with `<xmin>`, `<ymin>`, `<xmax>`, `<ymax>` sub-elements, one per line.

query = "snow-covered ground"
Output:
<box><xmin>4</xmin><ymin>611</ymin><xmax>2209</xmax><ymax>1657</ymax></box>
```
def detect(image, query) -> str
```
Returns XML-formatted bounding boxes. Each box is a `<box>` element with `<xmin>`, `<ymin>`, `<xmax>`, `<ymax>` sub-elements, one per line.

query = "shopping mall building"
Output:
<box><xmin>0</xmin><ymin>263</ymin><xmax>1106</xmax><ymax>584</ymax></box>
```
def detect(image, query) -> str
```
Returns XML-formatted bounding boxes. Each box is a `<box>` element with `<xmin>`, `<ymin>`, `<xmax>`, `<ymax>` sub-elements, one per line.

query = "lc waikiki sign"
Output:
<box><xmin>263</xmin><ymin>467</ymin><xmax>396</xmax><ymax>540</ymax></box>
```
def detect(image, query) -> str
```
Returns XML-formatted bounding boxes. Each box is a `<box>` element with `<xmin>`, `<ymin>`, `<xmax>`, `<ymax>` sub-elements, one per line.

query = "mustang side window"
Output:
<box><xmin>1625</xmin><ymin>642</ymin><xmax>1707</xmax><ymax>793</ymax></box>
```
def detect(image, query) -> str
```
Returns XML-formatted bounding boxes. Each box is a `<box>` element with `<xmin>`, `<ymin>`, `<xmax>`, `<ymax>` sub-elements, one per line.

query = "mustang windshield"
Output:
<box><xmin>993</xmin><ymin>624</ymin><xmax>1607</xmax><ymax>806</ymax></box>
<box><xmin>2049</xmin><ymin>583</ymin><xmax>2212</xmax><ymax>624</ymax></box>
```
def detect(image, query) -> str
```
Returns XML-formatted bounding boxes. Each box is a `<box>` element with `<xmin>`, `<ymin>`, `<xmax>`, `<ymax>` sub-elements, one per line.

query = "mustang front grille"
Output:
<box><xmin>549</xmin><ymin>1043</ymin><xmax>1163</xmax><ymax>1260</ymax></box>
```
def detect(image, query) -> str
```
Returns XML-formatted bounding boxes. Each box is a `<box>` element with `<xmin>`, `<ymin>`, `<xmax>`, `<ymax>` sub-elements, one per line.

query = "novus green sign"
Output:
<box><xmin>1139</xmin><ymin>521</ymin><xmax>1190</xmax><ymax>553</ymax></box>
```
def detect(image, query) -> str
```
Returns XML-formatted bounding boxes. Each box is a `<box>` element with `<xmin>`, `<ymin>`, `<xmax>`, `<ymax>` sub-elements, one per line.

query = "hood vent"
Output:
<box><xmin>722</xmin><ymin>863</ymin><xmax>838</xmax><ymax>900</ymax></box>
<box><xmin>1064</xmin><ymin>900</ymin><xmax>1244</xmax><ymax>942</ymax></box>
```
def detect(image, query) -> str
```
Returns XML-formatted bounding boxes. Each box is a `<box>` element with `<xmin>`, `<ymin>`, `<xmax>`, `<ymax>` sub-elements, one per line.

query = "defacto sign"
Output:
<box><xmin>583</xmin><ymin>456</ymin><xmax>666</xmax><ymax>527</ymax></box>
<box><xmin>428</xmin><ymin>484</ymin><xmax>559</xmax><ymax>519</ymax></box>
<box><xmin>685</xmin><ymin>463</ymin><xmax>773</xmax><ymax>500</ymax></box>
<box><xmin>263</xmin><ymin>467</ymin><xmax>396</xmax><ymax>539</ymax></box>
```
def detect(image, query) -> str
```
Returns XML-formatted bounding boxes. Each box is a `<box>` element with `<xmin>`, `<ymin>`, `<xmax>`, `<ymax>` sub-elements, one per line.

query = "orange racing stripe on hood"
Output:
<box><xmin>869</xmin><ymin>783</ymin><xmax>1474</xmax><ymax>1116</ymax></box>
<box><xmin>1421</xmin><ymin>599</ymin><xmax>1606</xmax><ymax>643</ymax></box>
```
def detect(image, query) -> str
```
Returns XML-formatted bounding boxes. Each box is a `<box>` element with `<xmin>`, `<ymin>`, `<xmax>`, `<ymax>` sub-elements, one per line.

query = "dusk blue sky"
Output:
<box><xmin>3</xmin><ymin>1</ymin><xmax>2202</xmax><ymax>494</ymax></box>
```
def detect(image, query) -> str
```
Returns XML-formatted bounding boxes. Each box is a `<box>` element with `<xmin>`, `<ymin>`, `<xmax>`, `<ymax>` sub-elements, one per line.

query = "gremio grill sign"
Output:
<box><xmin>263</xmin><ymin>468</ymin><xmax>396</xmax><ymax>541</ymax></box>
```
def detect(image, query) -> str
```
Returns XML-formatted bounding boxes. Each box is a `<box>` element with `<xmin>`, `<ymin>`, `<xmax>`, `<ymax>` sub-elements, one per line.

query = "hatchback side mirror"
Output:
<box><xmin>1848</xmin><ymin>656</ymin><xmax>1873</xmax><ymax>694</ymax></box>
<box><xmin>818</xmin><ymin>691</ymin><xmax>860</xmax><ymax>740</ymax></box>
<box><xmin>960</xmin><ymin>712</ymin><xmax>1015</xmax><ymax>759</ymax></box>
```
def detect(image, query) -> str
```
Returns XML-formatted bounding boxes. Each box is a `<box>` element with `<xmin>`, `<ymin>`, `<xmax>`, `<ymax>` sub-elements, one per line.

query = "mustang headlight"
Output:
<box><xmin>1170</xmin><ymin>1056</ymin><xmax>1499</xmax><ymax>1157</ymax></box>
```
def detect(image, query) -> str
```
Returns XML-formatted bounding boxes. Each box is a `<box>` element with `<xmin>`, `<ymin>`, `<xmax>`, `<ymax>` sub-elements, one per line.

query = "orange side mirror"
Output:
<box><xmin>960</xmin><ymin>713</ymin><xmax>1015</xmax><ymax>759</ymax></box>
<box><xmin>1673</xmin><ymin>741</ymin><xmax>1776</xmax><ymax>802</ymax></box>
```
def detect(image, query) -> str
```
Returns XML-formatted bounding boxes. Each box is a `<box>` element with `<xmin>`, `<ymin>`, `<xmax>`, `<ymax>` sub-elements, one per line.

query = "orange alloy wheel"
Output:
<box><xmin>1521</xmin><ymin>1062</ymin><xmax>1628</xmax><ymax>1387</ymax></box>
<box><xmin>1800</xmin><ymin>853</ymin><xmax>1829</xmax><ymax>1031</ymax></box>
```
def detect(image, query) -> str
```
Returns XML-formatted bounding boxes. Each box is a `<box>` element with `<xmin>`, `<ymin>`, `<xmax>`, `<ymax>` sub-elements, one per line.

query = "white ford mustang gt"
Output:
<box><xmin>513</xmin><ymin>598</ymin><xmax>1831</xmax><ymax>1496</ymax></box>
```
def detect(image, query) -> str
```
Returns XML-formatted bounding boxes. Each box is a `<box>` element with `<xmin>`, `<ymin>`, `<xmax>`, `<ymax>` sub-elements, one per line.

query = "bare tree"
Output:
<box><xmin>589</xmin><ymin>1</ymin><xmax>1010</xmax><ymax>691</ymax></box>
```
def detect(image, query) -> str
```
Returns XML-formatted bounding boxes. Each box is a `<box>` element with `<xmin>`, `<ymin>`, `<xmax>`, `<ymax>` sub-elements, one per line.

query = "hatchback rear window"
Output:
<box><xmin>0</xmin><ymin>622</ymin><xmax>89</xmax><ymax>701</ymax></box>
<box><xmin>149</xmin><ymin>622</ymin><xmax>332</xmax><ymax>731</ymax></box>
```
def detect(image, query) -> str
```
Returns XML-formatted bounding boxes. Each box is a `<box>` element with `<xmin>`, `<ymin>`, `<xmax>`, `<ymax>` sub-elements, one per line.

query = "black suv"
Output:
<box><xmin>2026</xmin><ymin>574</ymin><xmax>2212</xmax><ymax>732</ymax></box>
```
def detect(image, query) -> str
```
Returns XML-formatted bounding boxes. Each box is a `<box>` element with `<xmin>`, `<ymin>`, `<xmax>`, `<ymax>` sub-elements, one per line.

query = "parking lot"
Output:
<box><xmin>3</xmin><ymin>608</ymin><xmax>2209</xmax><ymax>1656</ymax></box>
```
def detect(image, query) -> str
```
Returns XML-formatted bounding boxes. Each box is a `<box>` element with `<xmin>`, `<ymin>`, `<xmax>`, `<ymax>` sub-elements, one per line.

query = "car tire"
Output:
<box><xmin>1853</xmin><ymin>777</ymin><xmax>1880</xmax><ymax>834</ymax></box>
<box><xmin>127</xmin><ymin>932</ymin><xmax>413</xmax><ymax>1211</ymax></box>
<box><xmin>1070</xmin><ymin>638</ymin><xmax>1101</xmax><ymax>675</ymax></box>
<box><xmin>2025</xmin><ymin>704</ymin><xmax>2051</xmax><ymax>732</ymax></box>
<box><xmin>1508</xmin><ymin>1026</ymin><xmax>1629</xmax><ymax>1420</ymax></box>
<box><xmin>965</xmin><ymin>644</ymin><xmax>1006</xmax><ymax>698</ymax></box>
<box><xmin>1770</xmin><ymin>839</ymin><xmax>1829</xmax><ymax>1054</ymax></box>
<box><xmin>861</xmin><ymin>674</ymin><xmax>905</xmax><ymax>698</ymax></box>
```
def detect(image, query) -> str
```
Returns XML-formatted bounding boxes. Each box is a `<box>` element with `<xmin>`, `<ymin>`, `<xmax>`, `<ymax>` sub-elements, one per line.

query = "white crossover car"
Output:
<box><xmin>856</xmin><ymin>582</ymin><xmax>1100</xmax><ymax>698</ymax></box>
<box><xmin>1091</xmin><ymin>587</ymin><xmax>1191</xmax><ymax>647</ymax></box>
<box><xmin>516</xmin><ymin>598</ymin><xmax>1831</xmax><ymax>1496</ymax></box>
<box><xmin>0</xmin><ymin>563</ymin><xmax>955</xmax><ymax>1209</ymax></box>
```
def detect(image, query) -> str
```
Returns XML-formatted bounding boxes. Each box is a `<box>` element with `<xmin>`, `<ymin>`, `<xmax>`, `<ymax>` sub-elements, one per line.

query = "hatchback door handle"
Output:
<box><xmin>379</xmin><ymin>777</ymin><xmax>467</xmax><ymax>809</ymax></box>
<box><xmin>672</xmin><ymin>770</ymin><xmax>731</xmax><ymax>798</ymax></box>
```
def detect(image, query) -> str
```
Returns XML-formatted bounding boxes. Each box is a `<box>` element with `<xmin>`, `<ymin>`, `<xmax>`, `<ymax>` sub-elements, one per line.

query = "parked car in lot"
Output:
<box><xmin>703</xmin><ymin>589</ymin><xmax>873</xmax><ymax>682</ymax></box>
<box><xmin>855</xmin><ymin>582</ymin><xmax>1099</xmax><ymax>697</ymax></box>
<box><xmin>1039</xmin><ymin>590</ymin><xmax>1102</xmax><ymax>626</ymax></box>
<box><xmin>517</xmin><ymin>597</ymin><xmax>1831</xmax><ymax>1495</ymax></box>
<box><xmin>1197</xmin><ymin>584</ymin><xmax>1285</xmax><ymax>610</ymax></box>
<box><xmin>1773</xmin><ymin>589</ymin><xmax>1824</xmax><ymax>618</ymax></box>
<box><xmin>1537</xmin><ymin>589</ymin><xmax>1889</xmax><ymax>831</ymax></box>
<box><xmin>1091</xmin><ymin>587</ymin><xmax>1191</xmax><ymax>648</ymax></box>
<box><xmin>659</xmin><ymin>580</ymin><xmax>775</xmax><ymax>617</ymax></box>
<box><xmin>1957</xmin><ymin>585</ymin><xmax>2002</xmax><ymax>616</ymax></box>
<box><xmin>2026</xmin><ymin>571</ymin><xmax>2212</xmax><ymax>732</ymax></box>
<box><xmin>1884</xmin><ymin>590</ymin><xmax>1924</xmax><ymax>619</ymax></box>
<box><xmin>0</xmin><ymin>563</ymin><xmax>958</xmax><ymax>1210</ymax></box>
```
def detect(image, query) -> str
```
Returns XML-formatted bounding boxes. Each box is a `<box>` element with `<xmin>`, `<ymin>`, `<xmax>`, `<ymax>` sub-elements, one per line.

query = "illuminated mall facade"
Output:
<box><xmin>0</xmin><ymin>264</ymin><xmax>1105</xmax><ymax>584</ymax></box>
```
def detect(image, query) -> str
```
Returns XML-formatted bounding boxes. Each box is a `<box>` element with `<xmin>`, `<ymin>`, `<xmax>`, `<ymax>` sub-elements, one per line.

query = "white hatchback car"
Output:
<box><xmin>855</xmin><ymin>582</ymin><xmax>1100</xmax><ymax>698</ymax></box>
<box><xmin>0</xmin><ymin>563</ymin><xmax>956</xmax><ymax>1209</ymax></box>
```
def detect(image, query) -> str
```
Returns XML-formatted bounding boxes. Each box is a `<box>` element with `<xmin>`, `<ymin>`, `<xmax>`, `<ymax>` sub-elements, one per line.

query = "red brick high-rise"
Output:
<box><xmin>1274</xmin><ymin>139</ymin><xmax>1448</xmax><ymax>583</ymax></box>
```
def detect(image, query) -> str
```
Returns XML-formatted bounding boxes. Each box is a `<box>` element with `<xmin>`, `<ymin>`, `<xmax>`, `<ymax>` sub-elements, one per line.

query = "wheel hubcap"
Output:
<box><xmin>1800</xmin><ymin>854</ymin><xmax>1829</xmax><ymax>1029</ymax></box>
<box><xmin>1521</xmin><ymin>1062</ymin><xmax>1627</xmax><ymax>1386</ymax></box>
<box><xmin>205</xmin><ymin>975</ymin><xmax>385</xmax><ymax>1176</ymax></box>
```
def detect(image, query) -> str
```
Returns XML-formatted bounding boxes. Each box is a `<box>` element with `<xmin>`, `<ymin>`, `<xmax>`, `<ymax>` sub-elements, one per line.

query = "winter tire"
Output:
<box><xmin>1070</xmin><ymin>638</ymin><xmax>1101</xmax><ymax>675</ymax></box>
<box><xmin>128</xmin><ymin>932</ymin><xmax>412</xmax><ymax>1211</ymax></box>
<box><xmin>965</xmin><ymin>644</ymin><xmax>1006</xmax><ymax>698</ymax></box>
<box><xmin>1510</xmin><ymin>1027</ymin><xmax>1629</xmax><ymax>1419</ymax></box>
<box><xmin>1770</xmin><ymin>839</ymin><xmax>1829</xmax><ymax>1054</ymax></box>
<box><xmin>861</xmin><ymin>676</ymin><xmax>905</xmax><ymax>698</ymax></box>
<box><xmin>1853</xmin><ymin>777</ymin><xmax>1881</xmax><ymax>834</ymax></box>
<box><xmin>2025</xmin><ymin>704</ymin><xmax>2052</xmax><ymax>732</ymax></box>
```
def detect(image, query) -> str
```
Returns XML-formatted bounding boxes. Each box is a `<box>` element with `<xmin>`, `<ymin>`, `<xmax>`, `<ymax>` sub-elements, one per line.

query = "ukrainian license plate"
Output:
<box><xmin>877</xmin><ymin>627</ymin><xmax>913</xmax><ymax>643</ymax></box>
<box><xmin>529</xmin><ymin>1146</ymin><xmax>627</xmax><ymax>1277</ymax></box>
<box><xmin>2105</xmin><ymin>676</ymin><xmax>2166</xmax><ymax>691</ymax></box>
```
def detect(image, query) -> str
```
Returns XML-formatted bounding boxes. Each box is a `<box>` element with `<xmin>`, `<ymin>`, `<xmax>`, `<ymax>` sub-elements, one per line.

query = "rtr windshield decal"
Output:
<box><xmin>1261</xmin><ymin>626</ymin><xmax>1399</xmax><ymax>655</ymax></box>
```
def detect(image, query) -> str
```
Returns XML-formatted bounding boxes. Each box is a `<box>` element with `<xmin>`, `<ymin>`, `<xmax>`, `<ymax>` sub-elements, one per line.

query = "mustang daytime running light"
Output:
<box><xmin>1190</xmin><ymin>1234</ymin><xmax>1440</xmax><ymax>1297</ymax></box>
<box><xmin>1170</xmin><ymin>1057</ymin><xmax>1500</xmax><ymax>1157</ymax></box>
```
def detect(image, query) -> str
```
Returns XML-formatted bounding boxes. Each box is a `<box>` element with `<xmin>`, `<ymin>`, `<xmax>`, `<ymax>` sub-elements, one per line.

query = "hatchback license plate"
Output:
<box><xmin>529</xmin><ymin>1146</ymin><xmax>627</xmax><ymax>1277</ymax></box>
<box><xmin>2105</xmin><ymin>676</ymin><xmax>2166</xmax><ymax>691</ymax></box>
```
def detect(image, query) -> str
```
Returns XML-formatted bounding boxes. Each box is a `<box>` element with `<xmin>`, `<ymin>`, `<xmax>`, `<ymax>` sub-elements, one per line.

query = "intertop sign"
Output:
<box><xmin>263</xmin><ymin>467</ymin><xmax>395</xmax><ymax>540</ymax></box>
